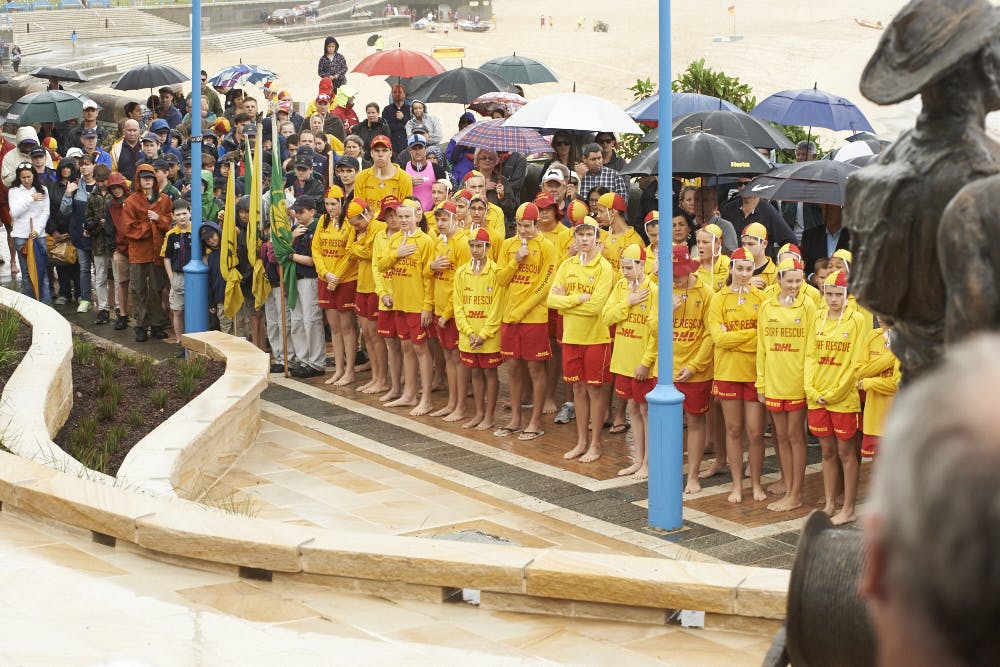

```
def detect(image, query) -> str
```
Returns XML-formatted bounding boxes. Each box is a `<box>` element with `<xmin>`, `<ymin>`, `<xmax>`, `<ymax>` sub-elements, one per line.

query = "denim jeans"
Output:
<box><xmin>76</xmin><ymin>246</ymin><xmax>93</xmax><ymax>303</ymax></box>
<box><xmin>13</xmin><ymin>237</ymin><xmax>51</xmax><ymax>305</ymax></box>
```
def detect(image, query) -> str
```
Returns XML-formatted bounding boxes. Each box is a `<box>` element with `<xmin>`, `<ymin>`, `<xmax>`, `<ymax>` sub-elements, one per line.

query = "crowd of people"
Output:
<box><xmin>0</xmin><ymin>36</ymin><xmax>900</xmax><ymax>519</ymax></box>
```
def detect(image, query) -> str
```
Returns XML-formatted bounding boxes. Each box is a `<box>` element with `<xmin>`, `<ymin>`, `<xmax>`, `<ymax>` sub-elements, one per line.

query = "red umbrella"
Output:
<box><xmin>352</xmin><ymin>48</ymin><xmax>445</xmax><ymax>78</ymax></box>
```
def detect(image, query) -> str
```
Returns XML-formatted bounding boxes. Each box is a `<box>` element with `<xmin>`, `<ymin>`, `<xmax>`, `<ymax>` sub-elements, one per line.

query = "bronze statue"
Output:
<box><xmin>844</xmin><ymin>0</ymin><xmax>1000</xmax><ymax>381</ymax></box>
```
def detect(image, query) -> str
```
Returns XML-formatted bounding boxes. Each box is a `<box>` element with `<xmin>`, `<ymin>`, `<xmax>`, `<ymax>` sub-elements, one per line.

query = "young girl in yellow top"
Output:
<box><xmin>763</xmin><ymin>243</ymin><xmax>822</xmax><ymax>307</ymax></box>
<box><xmin>312</xmin><ymin>185</ymin><xmax>359</xmax><ymax>387</ymax></box>
<box><xmin>695</xmin><ymin>223</ymin><xmax>729</xmax><ymax>292</ymax></box>
<box><xmin>452</xmin><ymin>228</ymin><xmax>503</xmax><ymax>433</ymax></box>
<box><xmin>805</xmin><ymin>270</ymin><xmax>868</xmax><ymax>525</ymax></box>
<box><xmin>372</xmin><ymin>196</ymin><xmax>404</xmax><ymax>403</ymax></box>
<box><xmin>602</xmin><ymin>243</ymin><xmax>659</xmax><ymax>481</ymax></box>
<box><xmin>707</xmin><ymin>247</ymin><xmax>768</xmax><ymax>504</ymax></box>
<box><xmin>345</xmin><ymin>199</ymin><xmax>388</xmax><ymax>396</ymax></box>
<box><xmin>741</xmin><ymin>222</ymin><xmax>776</xmax><ymax>290</ymax></box>
<box><xmin>855</xmin><ymin>318</ymin><xmax>900</xmax><ymax>458</ymax></box>
<box><xmin>755</xmin><ymin>258</ymin><xmax>816</xmax><ymax>512</ymax></box>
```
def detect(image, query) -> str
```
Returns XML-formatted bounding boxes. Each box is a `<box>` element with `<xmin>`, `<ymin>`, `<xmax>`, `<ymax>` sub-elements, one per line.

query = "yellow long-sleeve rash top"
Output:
<box><xmin>763</xmin><ymin>280</ymin><xmax>823</xmax><ymax>308</ymax></box>
<box><xmin>696</xmin><ymin>254</ymin><xmax>730</xmax><ymax>293</ymax></box>
<box><xmin>856</xmin><ymin>327</ymin><xmax>900</xmax><ymax>437</ymax></box>
<box><xmin>753</xmin><ymin>257</ymin><xmax>777</xmax><ymax>287</ymax></box>
<box><xmin>602</xmin><ymin>275</ymin><xmax>659</xmax><ymax>378</ymax></box>
<box><xmin>452</xmin><ymin>260</ymin><xmax>503</xmax><ymax>355</ymax></box>
<box><xmin>671</xmin><ymin>274</ymin><xmax>715</xmax><ymax>382</ymax></box>
<box><xmin>354</xmin><ymin>167</ymin><xmax>413</xmax><ymax>214</ymax></box>
<box><xmin>311</xmin><ymin>215</ymin><xmax>358</xmax><ymax>285</ymax></box>
<box><xmin>348</xmin><ymin>218</ymin><xmax>385</xmax><ymax>295</ymax></box>
<box><xmin>755</xmin><ymin>292</ymin><xmax>817</xmax><ymax>399</ymax></box>
<box><xmin>707</xmin><ymin>286</ymin><xmax>766</xmax><ymax>382</ymax></box>
<box><xmin>432</xmin><ymin>228</ymin><xmax>471</xmax><ymax>320</ymax></box>
<box><xmin>602</xmin><ymin>225</ymin><xmax>642</xmax><ymax>275</ymax></box>
<box><xmin>495</xmin><ymin>234</ymin><xmax>558</xmax><ymax>324</ymax></box>
<box><xmin>484</xmin><ymin>204</ymin><xmax>506</xmax><ymax>261</ymax></box>
<box><xmin>539</xmin><ymin>223</ymin><xmax>573</xmax><ymax>261</ymax></box>
<box><xmin>378</xmin><ymin>229</ymin><xmax>434</xmax><ymax>313</ymax></box>
<box><xmin>804</xmin><ymin>306</ymin><xmax>869</xmax><ymax>413</ymax></box>
<box><xmin>546</xmin><ymin>252</ymin><xmax>615</xmax><ymax>345</ymax></box>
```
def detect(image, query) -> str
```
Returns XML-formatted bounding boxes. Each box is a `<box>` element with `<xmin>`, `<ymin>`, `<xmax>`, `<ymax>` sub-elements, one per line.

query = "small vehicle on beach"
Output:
<box><xmin>593</xmin><ymin>20</ymin><xmax>609</xmax><ymax>32</ymax></box>
<box><xmin>266</xmin><ymin>8</ymin><xmax>296</xmax><ymax>25</ymax></box>
<box><xmin>457</xmin><ymin>18</ymin><xmax>491</xmax><ymax>32</ymax></box>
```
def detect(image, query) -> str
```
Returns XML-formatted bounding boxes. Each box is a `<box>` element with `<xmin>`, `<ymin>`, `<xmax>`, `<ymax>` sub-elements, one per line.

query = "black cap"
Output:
<box><xmin>294</xmin><ymin>154</ymin><xmax>313</xmax><ymax>169</ymax></box>
<box><xmin>29</xmin><ymin>147</ymin><xmax>46</xmax><ymax>158</ymax></box>
<box><xmin>289</xmin><ymin>195</ymin><xmax>316</xmax><ymax>211</ymax></box>
<box><xmin>244</xmin><ymin>123</ymin><xmax>258</xmax><ymax>136</ymax></box>
<box><xmin>164</xmin><ymin>153</ymin><xmax>180</xmax><ymax>165</ymax></box>
<box><xmin>152</xmin><ymin>158</ymin><xmax>170</xmax><ymax>171</ymax></box>
<box><xmin>335</xmin><ymin>154</ymin><xmax>360</xmax><ymax>171</ymax></box>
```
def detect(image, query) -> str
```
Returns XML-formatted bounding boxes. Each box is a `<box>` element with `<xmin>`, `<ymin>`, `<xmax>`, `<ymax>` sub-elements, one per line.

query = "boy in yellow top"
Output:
<box><xmin>346</xmin><ymin>199</ymin><xmax>389</xmax><ymax>396</ymax></box>
<box><xmin>372</xmin><ymin>196</ymin><xmax>404</xmax><ymax>402</ymax></box>
<box><xmin>377</xmin><ymin>199</ymin><xmax>436</xmax><ymax>416</ymax></box>
<box><xmin>547</xmin><ymin>219</ymin><xmax>615</xmax><ymax>463</ymax></box>
<box><xmin>596</xmin><ymin>191</ymin><xmax>641</xmax><ymax>275</ymax></box>
<box><xmin>464</xmin><ymin>170</ymin><xmax>506</xmax><ymax>249</ymax></box>
<box><xmin>425</xmin><ymin>179</ymin><xmax>451</xmax><ymax>236</ymax></box>
<box><xmin>535</xmin><ymin>192</ymin><xmax>574</xmax><ymax>416</ymax></box>
<box><xmin>451</xmin><ymin>188</ymin><xmax>472</xmax><ymax>229</ymax></box>
<box><xmin>855</xmin><ymin>318</ymin><xmax>900</xmax><ymax>458</ymax></box>
<box><xmin>535</xmin><ymin>192</ymin><xmax>573</xmax><ymax>259</ymax></box>
<box><xmin>827</xmin><ymin>248</ymin><xmax>874</xmax><ymax>328</ymax></box>
<box><xmin>695</xmin><ymin>223</ymin><xmax>729</xmax><ymax>292</ymax></box>
<box><xmin>495</xmin><ymin>202</ymin><xmax>558</xmax><ymax>440</ymax></box>
<box><xmin>666</xmin><ymin>245</ymin><xmax>715</xmax><ymax>493</ymax></box>
<box><xmin>312</xmin><ymin>185</ymin><xmax>359</xmax><ymax>387</ymax></box>
<box><xmin>741</xmin><ymin>222</ymin><xmax>777</xmax><ymax>290</ymax></box>
<box><xmin>452</xmin><ymin>227</ymin><xmax>503</xmax><ymax>432</ymax></box>
<box><xmin>602</xmin><ymin>243</ymin><xmax>659</xmax><ymax>481</ymax></box>
<box><xmin>756</xmin><ymin>258</ymin><xmax>817</xmax><ymax>512</ymax></box>
<box><xmin>707</xmin><ymin>247</ymin><xmax>769</xmax><ymax>504</ymax></box>
<box><xmin>763</xmin><ymin>243</ymin><xmax>822</xmax><ymax>307</ymax></box>
<box><xmin>428</xmin><ymin>201</ymin><xmax>472</xmax><ymax>421</ymax></box>
<box><xmin>468</xmin><ymin>194</ymin><xmax>503</xmax><ymax>260</ymax></box>
<box><xmin>643</xmin><ymin>211</ymin><xmax>660</xmax><ymax>283</ymax></box>
<box><xmin>353</xmin><ymin>135</ymin><xmax>413</xmax><ymax>217</ymax></box>
<box><xmin>805</xmin><ymin>269</ymin><xmax>868</xmax><ymax>526</ymax></box>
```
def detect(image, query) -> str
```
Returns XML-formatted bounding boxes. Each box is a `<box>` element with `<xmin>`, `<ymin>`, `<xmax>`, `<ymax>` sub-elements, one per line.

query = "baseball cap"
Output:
<box><xmin>81</xmin><ymin>127</ymin><xmax>98</xmax><ymax>139</ymax></box>
<box><xmin>29</xmin><ymin>147</ymin><xmax>45</xmax><ymax>158</ymax></box>
<box><xmin>542</xmin><ymin>168</ymin><xmax>565</xmax><ymax>184</ymax></box>
<box><xmin>408</xmin><ymin>134</ymin><xmax>427</xmax><ymax>147</ymax></box>
<box><xmin>244</xmin><ymin>123</ymin><xmax>258</xmax><ymax>136</ymax></box>
<box><xmin>82</xmin><ymin>99</ymin><xmax>99</xmax><ymax>110</ymax></box>
<box><xmin>470</xmin><ymin>227</ymin><xmax>491</xmax><ymax>244</ymax></box>
<box><xmin>533</xmin><ymin>193</ymin><xmax>557</xmax><ymax>210</ymax></box>
<box><xmin>289</xmin><ymin>195</ymin><xmax>316</xmax><ymax>211</ymax></box>
<box><xmin>435</xmin><ymin>201</ymin><xmax>458</xmax><ymax>217</ymax></box>
<box><xmin>824</xmin><ymin>269</ymin><xmax>848</xmax><ymax>289</ymax></box>
<box><xmin>346</xmin><ymin>199</ymin><xmax>368</xmax><ymax>219</ymax></box>
<box><xmin>152</xmin><ymin>158</ymin><xmax>170</xmax><ymax>171</ymax></box>
<box><xmin>516</xmin><ymin>202</ymin><xmax>539</xmax><ymax>221</ymax></box>
<box><xmin>150</xmin><ymin>119</ymin><xmax>170</xmax><ymax>133</ymax></box>
<box><xmin>141</xmin><ymin>131</ymin><xmax>159</xmax><ymax>143</ymax></box>
<box><xmin>325</xmin><ymin>184</ymin><xmax>344</xmax><ymax>199</ymax></box>
<box><xmin>335</xmin><ymin>154</ymin><xmax>360</xmax><ymax>171</ymax></box>
<box><xmin>597</xmin><ymin>191</ymin><xmax>626</xmax><ymax>212</ymax></box>
<box><xmin>370</xmin><ymin>134</ymin><xmax>392</xmax><ymax>150</ymax></box>
<box><xmin>18</xmin><ymin>136</ymin><xmax>38</xmax><ymax>146</ymax></box>
<box><xmin>294</xmin><ymin>154</ymin><xmax>313</xmax><ymax>169</ymax></box>
<box><xmin>741</xmin><ymin>222</ymin><xmax>768</xmax><ymax>241</ymax></box>
<box><xmin>777</xmin><ymin>258</ymin><xmax>805</xmax><ymax>273</ymax></box>
<box><xmin>65</xmin><ymin>147</ymin><xmax>84</xmax><ymax>159</ymax></box>
<box><xmin>316</xmin><ymin>94</ymin><xmax>331</xmax><ymax>103</ymax></box>
<box><xmin>164</xmin><ymin>153</ymin><xmax>180</xmax><ymax>165</ymax></box>
<box><xmin>671</xmin><ymin>245</ymin><xmax>700</xmax><ymax>277</ymax></box>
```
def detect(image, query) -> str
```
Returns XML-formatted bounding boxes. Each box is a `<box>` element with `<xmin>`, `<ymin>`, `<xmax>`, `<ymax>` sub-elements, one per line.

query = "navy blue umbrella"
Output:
<box><xmin>749</xmin><ymin>83</ymin><xmax>874</xmax><ymax>133</ymax></box>
<box><xmin>626</xmin><ymin>92</ymin><xmax>742</xmax><ymax>123</ymax></box>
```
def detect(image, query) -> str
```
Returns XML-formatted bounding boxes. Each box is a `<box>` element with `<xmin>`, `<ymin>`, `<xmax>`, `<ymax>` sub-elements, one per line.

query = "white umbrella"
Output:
<box><xmin>832</xmin><ymin>141</ymin><xmax>874</xmax><ymax>162</ymax></box>
<box><xmin>503</xmin><ymin>92</ymin><xmax>643</xmax><ymax>135</ymax></box>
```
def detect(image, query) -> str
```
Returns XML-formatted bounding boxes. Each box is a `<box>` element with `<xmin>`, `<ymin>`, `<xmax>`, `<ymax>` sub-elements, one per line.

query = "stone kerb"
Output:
<box><xmin>0</xmin><ymin>287</ymin><xmax>86</xmax><ymax>476</ymax></box>
<box><xmin>116</xmin><ymin>331</ymin><xmax>269</xmax><ymax>500</ymax></box>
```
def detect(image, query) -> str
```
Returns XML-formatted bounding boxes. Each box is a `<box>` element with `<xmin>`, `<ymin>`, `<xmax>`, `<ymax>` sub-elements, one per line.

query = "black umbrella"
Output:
<box><xmin>622</xmin><ymin>145</ymin><xmax>659</xmax><ymax>176</ymax></box>
<box><xmin>479</xmin><ymin>53</ymin><xmax>558</xmax><ymax>85</ymax></box>
<box><xmin>383</xmin><ymin>74</ymin><xmax>433</xmax><ymax>90</ymax></box>
<box><xmin>6</xmin><ymin>90</ymin><xmax>84</xmax><ymax>125</ymax></box>
<box><xmin>367</xmin><ymin>33</ymin><xmax>381</xmax><ymax>47</ymax></box>
<box><xmin>672</xmin><ymin>110</ymin><xmax>795</xmax><ymax>151</ymax></box>
<box><xmin>408</xmin><ymin>66</ymin><xmax>513</xmax><ymax>104</ymax></box>
<box><xmin>112</xmin><ymin>61</ymin><xmax>188</xmax><ymax>92</ymax></box>
<box><xmin>745</xmin><ymin>160</ymin><xmax>859</xmax><ymax>206</ymax></box>
<box><xmin>672</xmin><ymin>132</ymin><xmax>774</xmax><ymax>177</ymax></box>
<box><xmin>29</xmin><ymin>65</ymin><xmax>89</xmax><ymax>83</ymax></box>
<box><xmin>640</xmin><ymin>127</ymin><xmax>658</xmax><ymax>144</ymax></box>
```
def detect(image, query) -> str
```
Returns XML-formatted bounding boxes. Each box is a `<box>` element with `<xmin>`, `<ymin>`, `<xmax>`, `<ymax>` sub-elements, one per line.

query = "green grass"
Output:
<box><xmin>127</xmin><ymin>408</ymin><xmax>144</xmax><ymax>429</ymax></box>
<box><xmin>0</xmin><ymin>308</ymin><xmax>23</xmax><ymax>367</ymax></box>
<box><xmin>105</xmin><ymin>425</ymin><xmax>128</xmax><ymax>451</ymax></box>
<box><xmin>151</xmin><ymin>389</ymin><xmax>169</xmax><ymax>410</ymax></box>
<box><xmin>73</xmin><ymin>339</ymin><xmax>97</xmax><ymax>365</ymax></box>
<box><xmin>176</xmin><ymin>375</ymin><xmax>196</xmax><ymax>397</ymax></box>
<box><xmin>69</xmin><ymin>416</ymin><xmax>98</xmax><ymax>453</ymax></box>
<box><xmin>96</xmin><ymin>396</ymin><xmax>120</xmax><ymax>422</ymax></box>
<box><xmin>95</xmin><ymin>354</ymin><xmax>116</xmax><ymax>379</ymax></box>
<box><xmin>178</xmin><ymin>356</ymin><xmax>207</xmax><ymax>381</ymax></box>
<box><xmin>137</xmin><ymin>358</ymin><xmax>156</xmax><ymax>388</ymax></box>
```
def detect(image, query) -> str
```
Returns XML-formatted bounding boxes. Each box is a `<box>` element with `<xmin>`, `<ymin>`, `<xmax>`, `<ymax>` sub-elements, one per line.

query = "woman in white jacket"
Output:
<box><xmin>8</xmin><ymin>162</ymin><xmax>50</xmax><ymax>303</ymax></box>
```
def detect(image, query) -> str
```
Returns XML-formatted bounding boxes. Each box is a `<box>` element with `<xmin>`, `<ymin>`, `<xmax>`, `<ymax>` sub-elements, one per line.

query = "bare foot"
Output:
<box><xmin>768</xmin><ymin>498</ymin><xmax>803</xmax><ymax>512</ymax></box>
<box><xmin>475</xmin><ymin>420</ymin><xmax>495</xmax><ymax>431</ymax></box>
<box><xmin>324</xmin><ymin>373</ymin><xmax>343</xmax><ymax>385</ymax></box>
<box><xmin>830</xmin><ymin>510</ymin><xmax>857</xmax><ymax>526</ymax></box>
<box><xmin>461</xmin><ymin>415</ymin><xmax>483</xmax><ymax>429</ymax></box>
<box><xmin>542</xmin><ymin>399</ymin><xmax>557</xmax><ymax>414</ymax></box>
<box><xmin>684</xmin><ymin>478</ymin><xmax>702</xmax><ymax>494</ymax></box>
<box><xmin>385</xmin><ymin>395</ymin><xmax>418</xmax><ymax>408</ymax></box>
<box><xmin>333</xmin><ymin>373</ymin><xmax>355</xmax><ymax>386</ymax></box>
<box><xmin>631</xmin><ymin>465</ymin><xmax>648</xmax><ymax>481</ymax></box>
<box><xmin>767</xmin><ymin>481</ymin><xmax>787</xmax><ymax>496</ymax></box>
<box><xmin>618</xmin><ymin>462</ymin><xmax>641</xmax><ymax>476</ymax></box>
<box><xmin>356</xmin><ymin>379</ymin><xmax>374</xmax><ymax>392</ymax></box>
<box><xmin>752</xmin><ymin>485</ymin><xmax>768</xmax><ymax>502</ymax></box>
<box><xmin>379</xmin><ymin>389</ymin><xmax>402</xmax><ymax>402</ymax></box>
<box><xmin>442</xmin><ymin>410</ymin><xmax>465</xmax><ymax>422</ymax></box>
<box><xmin>564</xmin><ymin>443</ymin><xmax>587</xmax><ymax>460</ymax></box>
<box><xmin>727</xmin><ymin>489</ymin><xmax>744</xmax><ymax>504</ymax></box>
<box><xmin>821</xmin><ymin>502</ymin><xmax>837</xmax><ymax>516</ymax></box>
<box><xmin>409</xmin><ymin>400</ymin><xmax>433</xmax><ymax>416</ymax></box>
<box><xmin>579</xmin><ymin>446</ymin><xmax>601</xmax><ymax>463</ymax></box>
<box><xmin>698</xmin><ymin>461</ymin><xmax>726</xmax><ymax>479</ymax></box>
<box><xmin>429</xmin><ymin>405</ymin><xmax>452</xmax><ymax>417</ymax></box>
<box><xmin>361</xmin><ymin>383</ymin><xmax>389</xmax><ymax>395</ymax></box>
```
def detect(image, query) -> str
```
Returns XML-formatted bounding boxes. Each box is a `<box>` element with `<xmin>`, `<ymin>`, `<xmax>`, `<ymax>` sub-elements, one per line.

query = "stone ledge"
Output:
<box><xmin>116</xmin><ymin>331</ymin><xmax>269</xmax><ymax>499</ymax></box>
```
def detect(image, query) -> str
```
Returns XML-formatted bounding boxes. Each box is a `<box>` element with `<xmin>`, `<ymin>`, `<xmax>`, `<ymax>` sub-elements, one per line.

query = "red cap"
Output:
<box><xmin>462</xmin><ymin>169</ymin><xmax>485</xmax><ymax>183</ymax></box>
<box><xmin>370</xmin><ymin>134</ymin><xmax>392</xmax><ymax>149</ymax></box>
<box><xmin>533</xmin><ymin>193</ymin><xmax>558</xmax><ymax>210</ymax></box>
<box><xmin>435</xmin><ymin>201</ymin><xmax>458</xmax><ymax>216</ymax></box>
<box><xmin>454</xmin><ymin>189</ymin><xmax>473</xmax><ymax>202</ymax></box>
<box><xmin>730</xmin><ymin>247</ymin><xmax>753</xmax><ymax>262</ymax></box>
<box><xmin>672</xmin><ymin>245</ymin><xmax>700</xmax><ymax>277</ymax></box>
<box><xmin>644</xmin><ymin>210</ymin><xmax>659</xmax><ymax>224</ymax></box>
<box><xmin>471</xmin><ymin>228</ymin><xmax>491</xmax><ymax>243</ymax></box>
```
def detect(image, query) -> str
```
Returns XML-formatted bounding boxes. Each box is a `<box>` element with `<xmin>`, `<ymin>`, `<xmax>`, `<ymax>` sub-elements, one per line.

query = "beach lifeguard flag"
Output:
<box><xmin>221</xmin><ymin>168</ymin><xmax>245</xmax><ymax>320</ymax></box>
<box><xmin>269</xmin><ymin>115</ymin><xmax>299</xmax><ymax>309</ymax></box>
<box><xmin>244</xmin><ymin>133</ymin><xmax>269</xmax><ymax>309</ymax></box>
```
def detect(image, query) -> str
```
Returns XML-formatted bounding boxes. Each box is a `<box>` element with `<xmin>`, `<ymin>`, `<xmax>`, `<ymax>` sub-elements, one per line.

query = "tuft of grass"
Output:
<box><xmin>0</xmin><ymin>308</ymin><xmax>22</xmax><ymax>367</ymax></box>
<box><xmin>137</xmin><ymin>358</ymin><xmax>156</xmax><ymax>388</ymax></box>
<box><xmin>95</xmin><ymin>354</ymin><xmax>116</xmax><ymax>379</ymax></box>
<box><xmin>151</xmin><ymin>388</ymin><xmax>169</xmax><ymax>410</ymax></box>
<box><xmin>127</xmin><ymin>408</ymin><xmax>144</xmax><ymax>429</ymax></box>
<box><xmin>96</xmin><ymin>396</ymin><xmax>119</xmax><ymax>422</ymax></box>
<box><xmin>69</xmin><ymin>416</ymin><xmax>98</xmax><ymax>453</ymax></box>
<box><xmin>180</xmin><ymin>356</ymin><xmax>207</xmax><ymax>381</ymax></box>
<box><xmin>77</xmin><ymin>446</ymin><xmax>106</xmax><ymax>472</ymax></box>
<box><xmin>73</xmin><ymin>339</ymin><xmax>97</xmax><ymax>365</ymax></box>
<box><xmin>176</xmin><ymin>374</ymin><xmax>196</xmax><ymax>397</ymax></box>
<box><xmin>105</xmin><ymin>425</ymin><xmax>128</xmax><ymax>451</ymax></box>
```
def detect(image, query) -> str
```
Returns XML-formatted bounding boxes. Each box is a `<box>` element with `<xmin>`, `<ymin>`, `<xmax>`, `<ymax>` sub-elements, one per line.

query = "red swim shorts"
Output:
<box><xmin>460</xmin><ymin>350</ymin><xmax>503</xmax><ymax>369</ymax></box>
<box><xmin>376</xmin><ymin>309</ymin><xmax>396</xmax><ymax>338</ymax></box>
<box><xmin>765</xmin><ymin>397</ymin><xmax>807</xmax><ymax>413</ymax></box>
<box><xmin>675</xmin><ymin>379</ymin><xmax>712</xmax><ymax>414</ymax></box>
<box><xmin>615</xmin><ymin>374</ymin><xmax>659</xmax><ymax>404</ymax></box>
<box><xmin>394</xmin><ymin>311</ymin><xmax>429</xmax><ymax>344</ymax></box>
<box><xmin>354</xmin><ymin>292</ymin><xmax>379</xmax><ymax>321</ymax></box>
<box><xmin>861</xmin><ymin>434</ymin><xmax>879</xmax><ymax>458</ymax></box>
<box><xmin>433</xmin><ymin>318</ymin><xmax>459</xmax><ymax>350</ymax></box>
<box><xmin>712</xmin><ymin>379</ymin><xmax>757</xmax><ymax>402</ymax></box>
<box><xmin>500</xmin><ymin>322</ymin><xmax>551</xmax><ymax>361</ymax></box>
<box><xmin>808</xmin><ymin>408</ymin><xmax>859</xmax><ymax>440</ymax></box>
<box><xmin>562</xmin><ymin>343</ymin><xmax>612</xmax><ymax>385</ymax></box>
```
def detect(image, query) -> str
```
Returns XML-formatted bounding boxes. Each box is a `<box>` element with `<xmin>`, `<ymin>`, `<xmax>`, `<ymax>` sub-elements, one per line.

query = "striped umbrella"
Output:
<box><xmin>468</xmin><ymin>91</ymin><xmax>528</xmax><ymax>117</ymax></box>
<box><xmin>452</xmin><ymin>118</ymin><xmax>552</xmax><ymax>154</ymax></box>
<box><xmin>207</xmin><ymin>64</ymin><xmax>278</xmax><ymax>89</ymax></box>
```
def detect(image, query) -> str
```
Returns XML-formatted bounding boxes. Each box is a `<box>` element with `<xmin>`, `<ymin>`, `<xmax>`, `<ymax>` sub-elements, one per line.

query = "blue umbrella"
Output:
<box><xmin>207</xmin><ymin>64</ymin><xmax>278</xmax><ymax>89</ymax></box>
<box><xmin>749</xmin><ymin>83</ymin><xmax>874</xmax><ymax>133</ymax></box>
<box><xmin>626</xmin><ymin>92</ymin><xmax>742</xmax><ymax>123</ymax></box>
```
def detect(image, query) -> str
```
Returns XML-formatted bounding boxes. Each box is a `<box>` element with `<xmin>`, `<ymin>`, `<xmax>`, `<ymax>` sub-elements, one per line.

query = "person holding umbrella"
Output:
<box><xmin>9</xmin><ymin>163</ymin><xmax>51</xmax><ymax>303</ymax></box>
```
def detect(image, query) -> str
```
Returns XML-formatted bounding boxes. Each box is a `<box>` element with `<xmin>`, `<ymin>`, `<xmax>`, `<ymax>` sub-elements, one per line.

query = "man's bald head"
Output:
<box><xmin>123</xmin><ymin>119</ymin><xmax>140</xmax><ymax>143</ymax></box>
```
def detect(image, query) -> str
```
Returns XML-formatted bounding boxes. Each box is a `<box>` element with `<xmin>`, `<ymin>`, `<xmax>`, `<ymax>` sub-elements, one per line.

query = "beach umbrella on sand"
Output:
<box><xmin>672</xmin><ymin>110</ymin><xmax>794</xmax><ymax>150</ymax></box>
<box><xmin>745</xmin><ymin>160</ymin><xmax>859</xmax><ymax>206</ymax></box>
<box><xmin>353</xmin><ymin>48</ymin><xmax>445</xmax><ymax>78</ymax></box>
<box><xmin>671</xmin><ymin>132</ymin><xmax>773</xmax><ymax>178</ymax></box>
<box><xmin>112</xmin><ymin>59</ymin><xmax>189</xmax><ymax>93</ymax></box>
<box><xmin>750</xmin><ymin>83</ymin><xmax>874</xmax><ymax>133</ymax></box>
<box><xmin>29</xmin><ymin>65</ymin><xmax>88</xmax><ymax>83</ymax></box>
<box><xmin>505</xmin><ymin>92</ymin><xmax>643</xmax><ymax>135</ymax></box>
<box><xmin>626</xmin><ymin>92</ymin><xmax>743</xmax><ymax>123</ymax></box>
<box><xmin>6</xmin><ymin>90</ymin><xmax>83</xmax><ymax>125</ymax></box>
<box><xmin>407</xmin><ymin>66</ymin><xmax>513</xmax><ymax>105</ymax></box>
<box><xmin>468</xmin><ymin>91</ymin><xmax>527</xmax><ymax>116</ymax></box>
<box><xmin>479</xmin><ymin>53</ymin><xmax>558</xmax><ymax>85</ymax></box>
<box><xmin>452</xmin><ymin>118</ymin><xmax>552</xmax><ymax>154</ymax></box>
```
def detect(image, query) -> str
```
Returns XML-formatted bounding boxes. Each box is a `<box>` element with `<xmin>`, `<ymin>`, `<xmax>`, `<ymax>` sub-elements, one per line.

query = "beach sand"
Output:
<box><xmin>192</xmin><ymin>0</ymin><xmax>934</xmax><ymax>148</ymax></box>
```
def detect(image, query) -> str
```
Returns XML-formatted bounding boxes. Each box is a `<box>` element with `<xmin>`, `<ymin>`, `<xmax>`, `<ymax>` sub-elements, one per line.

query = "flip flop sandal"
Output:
<box><xmin>518</xmin><ymin>430</ymin><xmax>544</xmax><ymax>441</ymax></box>
<box><xmin>609</xmin><ymin>423</ymin><xmax>630</xmax><ymax>434</ymax></box>
<box><xmin>493</xmin><ymin>427</ymin><xmax>522</xmax><ymax>437</ymax></box>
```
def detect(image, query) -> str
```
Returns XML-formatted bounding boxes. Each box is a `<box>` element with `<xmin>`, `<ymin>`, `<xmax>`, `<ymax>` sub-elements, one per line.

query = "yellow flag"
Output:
<box><xmin>247</xmin><ymin>132</ymin><xmax>269</xmax><ymax>309</ymax></box>
<box><xmin>221</xmin><ymin>168</ymin><xmax>244</xmax><ymax>320</ymax></box>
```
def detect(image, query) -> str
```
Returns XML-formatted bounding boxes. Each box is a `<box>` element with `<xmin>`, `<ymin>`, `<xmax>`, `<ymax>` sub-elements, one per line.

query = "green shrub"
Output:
<box><xmin>95</xmin><ymin>354</ymin><xmax>116</xmax><ymax>379</ymax></box>
<box><xmin>0</xmin><ymin>308</ymin><xmax>22</xmax><ymax>367</ymax></box>
<box><xmin>96</xmin><ymin>396</ymin><xmax>119</xmax><ymax>422</ymax></box>
<box><xmin>127</xmin><ymin>408</ymin><xmax>144</xmax><ymax>428</ymax></box>
<box><xmin>151</xmin><ymin>388</ymin><xmax>169</xmax><ymax>409</ymax></box>
<box><xmin>73</xmin><ymin>339</ymin><xmax>96</xmax><ymax>365</ymax></box>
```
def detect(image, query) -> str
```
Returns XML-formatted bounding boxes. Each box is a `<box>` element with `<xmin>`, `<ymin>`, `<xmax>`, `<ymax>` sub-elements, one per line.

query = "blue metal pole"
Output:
<box><xmin>646</xmin><ymin>0</ymin><xmax>684</xmax><ymax>531</ymax></box>
<box><xmin>183</xmin><ymin>0</ymin><xmax>208</xmax><ymax>333</ymax></box>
